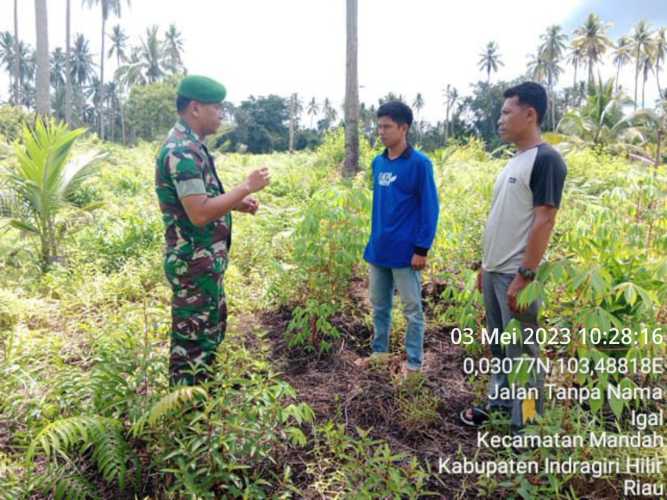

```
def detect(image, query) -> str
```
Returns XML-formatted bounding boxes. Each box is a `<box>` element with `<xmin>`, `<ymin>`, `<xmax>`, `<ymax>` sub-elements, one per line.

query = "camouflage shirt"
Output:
<box><xmin>155</xmin><ymin>119</ymin><xmax>232</xmax><ymax>262</ymax></box>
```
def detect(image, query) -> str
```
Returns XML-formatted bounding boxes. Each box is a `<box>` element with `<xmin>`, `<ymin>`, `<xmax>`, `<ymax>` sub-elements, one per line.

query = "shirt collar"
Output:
<box><xmin>176</xmin><ymin>117</ymin><xmax>204</xmax><ymax>144</ymax></box>
<box><xmin>382</xmin><ymin>144</ymin><xmax>413</xmax><ymax>160</ymax></box>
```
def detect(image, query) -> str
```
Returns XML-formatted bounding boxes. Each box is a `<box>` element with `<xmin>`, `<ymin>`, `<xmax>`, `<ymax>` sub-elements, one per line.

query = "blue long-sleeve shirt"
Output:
<box><xmin>363</xmin><ymin>145</ymin><xmax>439</xmax><ymax>268</ymax></box>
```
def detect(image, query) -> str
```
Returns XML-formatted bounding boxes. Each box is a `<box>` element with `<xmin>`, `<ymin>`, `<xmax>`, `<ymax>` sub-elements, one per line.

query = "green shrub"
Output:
<box><xmin>126</xmin><ymin>80</ymin><xmax>178</xmax><ymax>142</ymax></box>
<box><xmin>280</xmin><ymin>182</ymin><xmax>370</xmax><ymax>353</ymax></box>
<box><xmin>0</xmin><ymin>105</ymin><xmax>34</xmax><ymax>142</ymax></box>
<box><xmin>0</xmin><ymin>288</ymin><xmax>21</xmax><ymax>331</ymax></box>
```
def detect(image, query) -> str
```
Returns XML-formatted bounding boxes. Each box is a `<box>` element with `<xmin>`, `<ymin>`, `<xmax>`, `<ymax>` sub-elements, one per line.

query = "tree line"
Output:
<box><xmin>0</xmin><ymin>4</ymin><xmax>665</xmax><ymax>158</ymax></box>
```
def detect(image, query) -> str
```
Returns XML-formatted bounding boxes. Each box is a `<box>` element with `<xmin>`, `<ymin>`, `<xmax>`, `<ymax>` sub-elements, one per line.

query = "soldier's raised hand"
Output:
<box><xmin>245</xmin><ymin>167</ymin><xmax>271</xmax><ymax>193</ymax></box>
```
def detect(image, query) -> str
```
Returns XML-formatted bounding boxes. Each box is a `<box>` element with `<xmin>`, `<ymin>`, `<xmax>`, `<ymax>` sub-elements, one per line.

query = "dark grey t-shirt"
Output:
<box><xmin>482</xmin><ymin>143</ymin><xmax>567</xmax><ymax>274</ymax></box>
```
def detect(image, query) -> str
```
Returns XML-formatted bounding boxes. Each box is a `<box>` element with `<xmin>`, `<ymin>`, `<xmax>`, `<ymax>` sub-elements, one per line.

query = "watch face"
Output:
<box><xmin>519</xmin><ymin>267</ymin><xmax>535</xmax><ymax>279</ymax></box>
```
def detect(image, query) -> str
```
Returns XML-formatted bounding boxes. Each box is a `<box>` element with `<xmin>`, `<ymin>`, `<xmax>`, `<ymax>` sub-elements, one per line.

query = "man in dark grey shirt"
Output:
<box><xmin>460</xmin><ymin>82</ymin><xmax>567</xmax><ymax>430</ymax></box>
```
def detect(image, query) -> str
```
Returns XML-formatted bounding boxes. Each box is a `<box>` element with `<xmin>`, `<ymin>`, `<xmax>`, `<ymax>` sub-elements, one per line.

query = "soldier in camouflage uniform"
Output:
<box><xmin>155</xmin><ymin>75</ymin><xmax>270</xmax><ymax>385</ymax></box>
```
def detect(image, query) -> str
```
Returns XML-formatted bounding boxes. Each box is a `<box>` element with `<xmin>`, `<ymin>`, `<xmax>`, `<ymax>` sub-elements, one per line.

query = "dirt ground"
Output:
<box><xmin>251</xmin><ymin>276</ymin><xmax>487</xmax><ymax>497</ymax></box>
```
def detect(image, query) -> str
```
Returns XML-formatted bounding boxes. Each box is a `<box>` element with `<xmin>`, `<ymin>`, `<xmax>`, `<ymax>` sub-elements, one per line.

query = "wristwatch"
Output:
<box><xmin>518</xmin><ymin>266</ymin><xmax>536</xmax><ymax>280</ymax></box>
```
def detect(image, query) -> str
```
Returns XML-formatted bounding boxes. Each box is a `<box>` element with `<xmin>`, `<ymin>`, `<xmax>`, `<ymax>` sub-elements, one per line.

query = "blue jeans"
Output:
<box><xmin>368</xmin><ymin>263</ymin><xmax>425</xmax><ymax>370</ymax></box>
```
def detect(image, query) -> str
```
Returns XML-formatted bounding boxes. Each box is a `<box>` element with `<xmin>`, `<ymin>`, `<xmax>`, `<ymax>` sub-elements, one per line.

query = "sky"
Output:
<box><xmin>0</xmin><ymin>0</ymin><xmax>666</xmax><ymax>123</ymax></box>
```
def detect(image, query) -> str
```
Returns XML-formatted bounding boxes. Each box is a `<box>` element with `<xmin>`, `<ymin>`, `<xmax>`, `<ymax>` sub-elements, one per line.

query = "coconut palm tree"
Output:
<box><xmin>412</xmin><ymin>93</ymin><xmax>424</xmax><ymax>118</ymax></box>
<box><xmin>572</xmin><ymin>13</ymin><xmax>612</xmax><ymax>91</ymax></box>
<box><xmin>288</xmin><ymin>92</ymin><xmax>303</xmax><ymax>152</ymax></box>
<box><xmin>103</xmin><ymin>80</ymin><xmax>121</xmax><ymax>141</ymax></box>
<box><xmin>306</xmin><ymin>97</ymin><xmax>319</xmax><ymax>129</ymax></box>
<box><xmin>567</xmin><ymin>44</ymin><xmax>586</xmax><ymax>89</ymax></box>
<box><xmin>558</xmin><ymin>79</ymin><xmax>634</xmax><ymax>152</ymax></box>
<box><xmin>69</xmin><ymin>34</ymin><xmax>95</xmax><ymax>123</ymax></box>
<box><xmin>1</xmin><ymin>39</ymin><xmax>36</xmax><ymax>106</ymax></box>
<box><xmin>541</xmin><ymin>25</ymin><xmax>567</xmax><ymax>61</ymax></box>
<box><xmin>114</xmin><ymin>47</ymin><xmax>147</xmax><ymax>87</ymax></box>
<box><xmin>18</xmin><ymin>47</ymin><xmax>37</xmax><ymax>108</ymax></box>
<box><xmin>538</xmin><ymin>25</ymin><xmax>566</xmax><ymax>129</ymax></box>
<box><xmin>70</xmin><ymin>34</ymin><xmax>95</xmax><ymax>87</ymax></box>
<box><xmin>639</xmin><ymin>49</ymin><xmax>655</xmax><ymax>109</ymax></box>
<box><xmin>50</xmin><ymin>48</ymin><xmax>67</xmax><ymax>90</ymax></box>
<box><xmin>163</xmin><ymin>24</ymin><xmax>184</xmax><ymax>74</ymax></box>
<box><xmin>443</xmin><ymin>84</ymin><xmax>457</xmax><ymax>145</ymax></box>
<box><xmin>412</xmin><ymin>92</ymin><xmax>424</xmax><ymax>140</ymax></box>
<box><xmin>528</xmin><ymin>52</ymin><xmax>550</xmax><ymax>83</ymax></box>
<box><xmin>323</xmin><ymin>97</ymin><xmax>337</xmax><ymax>125</ymax></box>
<box><xmin>630</xmin><ymin>20</ymin><xmax>653</xmax><ymax>110</ymax></box>
<box><xmin>82</xmin><ymin>0</ymin><xmax>130</xmax><ymax>138</ymax></box>
<box><xmin>613</xmin><ymin>36</ymin><xmax>633</xmax><ymax>91</ymax></box>
<box><xmin>107</xmin><ymin>24</ymin><xmax>128</xmax><ymax>143</ymax></box>
<box><xmin>107</xmin><ymin>24</ymin><xmax>128</xmax><ymax>66</ymax></box>
<box><xmin>34</xmin><ymin>0</ymin><xmax>50</xmax><ymax>116</ymax></box>
<box><xmin>0</xmin><ymin>32</ymin><xmax>17</xmax><ymax>97</ymax></box>
<box><xmin>0</xmin><ymin>119</ymin><xmax>105</xmax><ymax>270</ymax></box>
<box><xmin>141</xmin><ymin>25</ymin><xmax>165</xmax><ymax>83</ymax></box>
<box><xmin>478</xmin><ymin>41</ymin><xmax>503</xmax><ymax>83</ymax></box>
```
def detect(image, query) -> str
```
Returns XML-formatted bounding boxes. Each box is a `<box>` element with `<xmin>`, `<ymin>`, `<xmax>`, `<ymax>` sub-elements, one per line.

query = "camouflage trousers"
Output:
<box><xmin>164</xmin><ymin>252</ymin><xmax>228</xmax><ymax>385</ymax></box>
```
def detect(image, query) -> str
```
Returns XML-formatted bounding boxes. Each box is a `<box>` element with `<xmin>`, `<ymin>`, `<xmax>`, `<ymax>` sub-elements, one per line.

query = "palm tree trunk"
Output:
<box><xmin>120</xmin><ymin>101</ymin><xmax>127</xmax><ymax>144</ymax></box>
<box><xmin>548</xmin><ymin>74</ymin><xmax>555</xmax><ymax>130</ymax></box>
<box><xmin>642</xmin><ymin>73</ymin><xmax>646</xmax><ymax>108</ymax></box>
<box><xmin>634</xmin><ymin>51</ymin><xmax>640</xmax><ymax>110</ymax></box>
<box><xmin>615</xmin><ymin>62</ymin><xmax>621</xmax><ymax>91</ymax></box>
<box><xmin>34</xmin><ymin>0</ymin><xmax>50</xmax><ymax>116</ymax></box>
<box><xmin>657</xmin><ymin>69</ymin><xmax>663</xmax><ymax>100</ymax></box>
<box><xmin>655</xmin><ymin>129</ymin><xmax>662</xmax><ymax>168</ymax></box>
<box><xmin>573</xmin><ymin>61</ymin><xmax>577</xmax><ymax>89</ymax></box>
<box><xmin>343</xmin><ymin>0</ymin><xmax>359</xmax><ymax>177</ymax></box>
<box><xmin>65</xmin><ymin>0</ymin><xmax>72</xmax><ymax>126</ymax></box>
<box><xmin>99</xmin><ymin>12</ymin><xmax>106</xmax><ymax>139</ymax></box>
<box><xmin>288</xmin><ymin>94</ymin><xmax>295</xmax><ymax>153</ymax></box>
<box><xmin>13</xmin><ymin>0</ymin><xmax>20</xmax><ymax>105</ymax></box>
<box><xmin>110</xmin><ymin>96</ymin><xmax>116</xmax><ymax>141</ymax></box>
<box><xmin>588</xmin><ymin>59</ymin><xmax>594</xmax><ymax>91</ymax></box>
<box><xmin>115</xmin><ymin>53</ymin><xmax>127</xmax><ymax>144</ymax></box>
<box><xmin>444</xmin><ymin>105</ymin><xmax>450</xmax><ymax>145</ymax></box>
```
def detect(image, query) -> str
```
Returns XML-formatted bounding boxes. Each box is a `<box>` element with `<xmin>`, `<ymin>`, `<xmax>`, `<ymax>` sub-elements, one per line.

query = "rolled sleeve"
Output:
<box><xmin>175</xmin><ymin>178</ymin><xmax>206</xmax><ymax>198</ymax></box>
<box><xmin>167</xmin><ymin>151</ymin><xmax>207</xmax><ymax>199</ymax></box>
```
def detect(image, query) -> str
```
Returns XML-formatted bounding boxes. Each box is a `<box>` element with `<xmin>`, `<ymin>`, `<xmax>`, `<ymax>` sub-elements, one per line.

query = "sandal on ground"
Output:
<box><xmin>459</xmin><ymin>406</ymin><xmax>490</xmax><ymax>427</ymax></box>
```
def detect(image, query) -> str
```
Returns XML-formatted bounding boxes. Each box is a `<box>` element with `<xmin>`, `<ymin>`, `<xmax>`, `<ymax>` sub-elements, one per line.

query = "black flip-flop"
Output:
<box><xmin>459</xmin><ymin>406</ymin><xmax>490</xmax><ymax>427</ymax></box>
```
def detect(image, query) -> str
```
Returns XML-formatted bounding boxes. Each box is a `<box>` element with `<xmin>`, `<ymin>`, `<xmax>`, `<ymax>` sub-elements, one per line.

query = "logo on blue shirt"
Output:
<box><xmin>379</xmin><ymin>172</ymin><xmax>397</xmax><ymax>186</ymax></box>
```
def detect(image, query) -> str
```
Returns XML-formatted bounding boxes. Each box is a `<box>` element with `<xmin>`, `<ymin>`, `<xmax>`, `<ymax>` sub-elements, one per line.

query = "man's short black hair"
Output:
<box><xmin>377</xmin><ymin>100</ymin><xmax>413</xmax><ymax>128</ymax></box>
<box><xmin>176</xmin><ymin>95</ymin><xmax>192</xmax><ymax>113</ymax></box>
<box><xmin>503</xmin><ymin>82</ymin><xmax>547</xmax><ymax>125</ymax></box>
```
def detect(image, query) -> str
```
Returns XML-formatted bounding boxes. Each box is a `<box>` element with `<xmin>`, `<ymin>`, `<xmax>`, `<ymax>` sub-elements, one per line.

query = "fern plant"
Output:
<box><xmin>28</xmin><ymin>415</ymin><xmax>138</xmax><ymax>492</ymax></box>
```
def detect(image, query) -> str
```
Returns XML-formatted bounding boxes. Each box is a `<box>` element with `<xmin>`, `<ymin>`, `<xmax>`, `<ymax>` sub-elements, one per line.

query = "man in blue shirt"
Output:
<box><xmin>356</xmin><ymin>101</ymin><xmax>440</xmax><ymax>375</ymax></box>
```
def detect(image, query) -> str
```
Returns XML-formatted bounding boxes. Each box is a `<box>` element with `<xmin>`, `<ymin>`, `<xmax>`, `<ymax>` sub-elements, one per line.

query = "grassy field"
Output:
<box><xmin>0</xmin><ymin>130</ymin><xmax>666</xmax><ymax>498</ymax></box>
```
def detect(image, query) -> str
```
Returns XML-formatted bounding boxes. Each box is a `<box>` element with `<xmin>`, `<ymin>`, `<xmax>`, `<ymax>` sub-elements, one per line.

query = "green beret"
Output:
<box><xmin>177</xmin><ymin>75</ymin><xmax>226</xmax><ymax>103</ymax></box>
